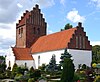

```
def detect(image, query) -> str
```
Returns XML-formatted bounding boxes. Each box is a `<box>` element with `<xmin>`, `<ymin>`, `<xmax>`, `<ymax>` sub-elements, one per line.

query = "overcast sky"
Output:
<box><xmin>0</xmin><ymin>0</ymin><xmax>100</xmax><ymax>56</ymax></box>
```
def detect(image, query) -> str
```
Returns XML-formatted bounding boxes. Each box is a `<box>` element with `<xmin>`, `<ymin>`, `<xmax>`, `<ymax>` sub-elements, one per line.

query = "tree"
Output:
<box><xmin>0</xmin><ymin>56</ymin><xmax>6</xmax><ymax>73</ymax></box>
<box><xmin>61</xmin><ymin>58</ymin><xmax>75</xmax><ymax>82</ymax></box>
<box><xmin>60</xmin><ymin>49</ymin><xmax>75</xmax><ymax>82</ymax></box>
<box><xmin>29</xmin><ymin>66</ymin><xmax>34</xmax><ymax>72</ymax></box>
<box><xmin>61</xmin><ymin>23</ymin><xmax>73</xmax><ymax>31</ymax></box>
<box><xmin>46</xmin><ymin>54</ymin><xmax>57</xmax><ymax>72</ymax></box>
<box><xmin>92</xmin><ymin>45</ymin><xmax>100</xmax><ymax>63</ymax></box>
<box><xmin>0</xmin><ymin>56</ymin><xmax>5</xmax><ymax>60</ymax></box>
<box><xmin>38</xmin><ymin>64</ymin><xmax>46</xmax><ymax>72</ymax></box>
<box><xmin>60</xmin><ymin>48</ymin><xmax>72</xmax><ymax>67</ymax></box>
<box><xmin>82</xmin><ymin>64</ymin><xmax>87</xmax><ymax>69</ymax></box>
<box><xmin>11</xmin><ymin>63</ymin><xmax>18</xmax><ymax>78</ymax></box>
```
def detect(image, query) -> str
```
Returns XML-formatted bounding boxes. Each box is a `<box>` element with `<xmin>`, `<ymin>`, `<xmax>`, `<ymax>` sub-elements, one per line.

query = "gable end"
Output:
<box><xmin>68</xmin><ymin>26</ymin><xmax>92</xmax><ymax>50</ymax></box>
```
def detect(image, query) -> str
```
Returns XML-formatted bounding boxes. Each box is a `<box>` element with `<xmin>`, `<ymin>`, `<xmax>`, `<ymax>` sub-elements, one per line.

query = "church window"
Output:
<box><xmin>9</xmin><ymin>61</ymin><xmax>11</xmax><ymax>67</ymax></box>
<box><xmin>38</xmin><ymin>55</ymin><xmax>40</xmax><ymax>67</ymax></box>
<box><xmin>76</xmin><ymin>36</ymin><xmax>78</xmax><ymax>48</ymax></box>
<box><xmin>37</xmin><ymin>28</ymin><xmax>40</xmax><ymax>34</ymax></box>
<box><xmin>19</xmin><ymin>29</ymin><xmax>20</xmax><ymax>34</ymax></box>
<box><xmin>21</xmin><ymin>28</ymin><xmax>23</xmax><ymax>34</ymax></box>
<box><xmin>25</xmin><ymin>62</ymin><xmax>27</xmax><ymax>68</ymax></box>
<box><xmin>83</xmin><ymin>37</ymin><xmax>85</xmax><ymax>49</ymax></box>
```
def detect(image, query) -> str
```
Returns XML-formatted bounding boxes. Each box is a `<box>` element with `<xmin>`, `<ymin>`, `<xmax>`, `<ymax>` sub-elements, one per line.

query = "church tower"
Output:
<box><xmin>16</xmin><ymin>4</ymin><xmax>47</xmax><ymax>48</ymax></box>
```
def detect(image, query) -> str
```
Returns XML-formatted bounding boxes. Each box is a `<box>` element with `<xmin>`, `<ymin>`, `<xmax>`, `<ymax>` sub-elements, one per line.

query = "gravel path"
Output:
<box><xmin>0</xmin><ymin>79</ymin><xmax>14</xmax><ymax>82</ymax></box>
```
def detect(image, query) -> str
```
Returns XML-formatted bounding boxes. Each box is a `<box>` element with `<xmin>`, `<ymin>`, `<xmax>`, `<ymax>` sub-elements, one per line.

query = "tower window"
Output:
<box><xmin>21</xmin><ymin>28</ymin><xmax>23</xmax><ymax>33</ymax></box>
<box><xmin>19</xmin><ymin>29</ymin><xmax>20</xmax><ymax>34</ymax></box>
<box><xmin>18</xmin><ymin>28</ymin><xmax>22</xmax><ymax>38</ymax></box>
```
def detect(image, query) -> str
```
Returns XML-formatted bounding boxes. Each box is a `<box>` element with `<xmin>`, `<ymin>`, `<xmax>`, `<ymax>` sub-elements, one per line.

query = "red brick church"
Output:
<box><xmin>6</xmin><ymin>4</ymin><xmax>92</xmax><ymax>70</ymax></box>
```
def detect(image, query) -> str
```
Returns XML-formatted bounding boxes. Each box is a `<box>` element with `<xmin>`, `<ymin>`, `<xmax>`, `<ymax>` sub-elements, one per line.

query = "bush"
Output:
<box><xmin>94</xmin><ymin>75</ymin><xmax>100</xmax><ymax>82</ymax></box>
<box><xmin>6</xmin><ymin>70</ymin><xmax>11</xmax><ymax>78</ymax></box>
<box><xmin>0</xmin><ymin>73</ymin><xmax>6</xmax><ymax>79</ymax></box>
<box><xmin>82</xmin><ymin>64</ymin><xmax>87</xmax><ymax>69</ymax></box>
<box><xmin>28</xmin><ymin>78</ymin><xmax>35</xmax><ymax>82</ymax></box>
<box><xmin>20</xmin><ymin>74</ymin><xmax>29</xmax><ymax>82</ymax></box>
<box><xmin>73</xmin><ymin>73</ymin><xmax>80</xmax><ymax>81</ymax></box>
<box><xmin>14</xmin><ymin>73</ymin><xmax>23</xmax><ymax>81</ymax></box>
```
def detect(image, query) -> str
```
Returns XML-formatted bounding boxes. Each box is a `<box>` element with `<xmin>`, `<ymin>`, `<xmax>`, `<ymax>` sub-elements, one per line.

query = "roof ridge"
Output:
<box><xmin>39</xmin><ymin>27</ymin><xmax>77</xmax><ymax>38</ymax></box>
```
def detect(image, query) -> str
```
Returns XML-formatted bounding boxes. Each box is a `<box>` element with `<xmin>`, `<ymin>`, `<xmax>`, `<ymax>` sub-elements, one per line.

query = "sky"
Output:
<box><xmin>0</xmin><ymin>0</ymin><xmax>100</xmax><ymax>56</ymax></box>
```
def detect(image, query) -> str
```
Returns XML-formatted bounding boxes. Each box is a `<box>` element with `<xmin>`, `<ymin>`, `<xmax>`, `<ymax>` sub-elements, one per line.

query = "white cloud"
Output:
<box><xmin>17</xmin><ymin>3</ymin><xmax>23</xmax><ymax>8</ymax></box>
<box><xmin>66</xmin><ymin>9</ymin><xmax>85</xmax><ymax>23</ymax></box>
<box><xmin>60</xmin><ymin>0</ymin><xmax>65</xmax><ymax>6</ymax></box>
<box><xmin>90</xmin><ymin>41</ymin><xmax>100</xmax><ymax>46</ymax></box>
<box><xmin>90</xmin><ymin>0</ymin><xmax>100</xmax><ymax>8</ymax></box>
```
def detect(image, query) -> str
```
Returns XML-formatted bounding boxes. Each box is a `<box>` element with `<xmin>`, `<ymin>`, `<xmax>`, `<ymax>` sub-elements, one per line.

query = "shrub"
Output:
<box><xmin>6</xmin><ymin>70</ymin><xmax>11</xmax><ymax>78</ymax></box>
<box><xmin>94</xmin><ymin>75</ymin><xmax>100</xmax><ymax>82</ymax></box>
<box><xmin>0</xmin><ymin>73</ymin><xmax>6</xmax><ymax>79</ymax></box>
<box><xmin>82</xmin><ymin>64</ymin><xmax>87</xmax><ymax>69</ymax></box>
<box><xmin>92</xmin><ymin>63</ymin><xmax>97</xmax><ymax>68</ymax></box>
<box><xmin>73</xmin><ymin>73</ymin><xmax>80</xmax><ymax>81</ymax></box>
<box><xmin>28</xmin><ymin>78</ymin><xmax>35</xmax><ymax>82</ymax></box>
<box><xmin>14</xmin><ymin>74</ymin><xmax>29</xmax><ymax>81</ymax></box>
<box><xmin>14</xmin><ymin>73</ymin><xmax>23</xmax><ymax>81</ymax></box>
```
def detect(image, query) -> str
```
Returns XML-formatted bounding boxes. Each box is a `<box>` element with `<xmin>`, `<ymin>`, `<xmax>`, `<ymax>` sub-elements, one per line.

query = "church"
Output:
<box><xmin>6</xmin><ymin>4</ymin><xmax>92</xmax><ymax>70</ymax></box>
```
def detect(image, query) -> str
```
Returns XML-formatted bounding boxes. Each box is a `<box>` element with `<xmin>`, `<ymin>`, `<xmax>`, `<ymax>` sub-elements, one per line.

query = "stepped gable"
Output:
<box><xmin>16</xmin><ymin>10</ymin><xmax>30</xmax><ymax>28</ymax></box>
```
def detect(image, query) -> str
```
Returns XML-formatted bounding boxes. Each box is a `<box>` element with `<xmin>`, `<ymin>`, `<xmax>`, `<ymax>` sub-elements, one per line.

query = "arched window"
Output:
<box><xmin>19</xmin><ymin>29</ymin><xmax>20</xmax><ymax>34</ymax></box>
<box><xmin>38</xmin><ymin>55</ymin><xmax>40</xmax><ymax>67</ymax></box>
<box><xmin>9</xmin><ymin>61</ymin><xmax>11</xmax><ymax>67</ymax></box>
<box><xmin>21</xmin><ymin>28</ymin><xmax>23</xmax><ymax>33</ymax></box>
<box><xmin>25</xmin><ymin>62</ymin><xmax>27</xmax><ymax>68</ymax></box>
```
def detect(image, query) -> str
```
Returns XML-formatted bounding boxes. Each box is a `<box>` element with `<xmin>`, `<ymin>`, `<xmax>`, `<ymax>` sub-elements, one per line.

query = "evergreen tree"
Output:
<box><xmin>0</xmin><ymin>56</ymin><xmax>6</xmax><ymax>73</ymax></box>
<box><xmin>92</xmin><ymin>45</ymin><xmax>100</xmax><ymax>63</ymax></box>
<box><xmin>60</xmin><ymin>49</ymin><xmax>75</xmax><ymax>82</ymax></box>
<box><xmin>11</xmin><ymin>63</ymin><xmax>18</xmax><ymax>78</ymax></box>
<box><xmin>60</xmin><ymin>48</ymin><xmax>72</xmax><ymax>66</ymax></box>
<box><xmin>46</xmin><ymin>54</ymin><xmax>56</xmax><ymax>72</ymax></box>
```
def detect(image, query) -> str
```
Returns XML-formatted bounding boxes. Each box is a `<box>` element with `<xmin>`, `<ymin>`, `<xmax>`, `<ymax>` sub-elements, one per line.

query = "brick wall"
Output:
<box><xmin>68</xmin><ymin>23</ymin><xmax>92</xmax><ymax>50</ymax></box>
<box><xmin>16</xmin><ymin>4</ymin><xmax>47</xmax><ymax>48</ymax></box>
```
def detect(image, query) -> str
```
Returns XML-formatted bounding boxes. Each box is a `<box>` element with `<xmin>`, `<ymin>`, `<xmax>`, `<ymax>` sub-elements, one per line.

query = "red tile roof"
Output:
<box><xmin>31</xmin><ymin>27</ymin><xmax>77</xmax><ymax>54</ymax></box>
<box><xmin>12</xmin><ymin>47</ymin><xmax>33</xmax><ymax>60</ymax></box>
<box><xmin>17</xmin><ymin>11</ymin><xmax>30</xmax><ymax>27</ymax></box>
